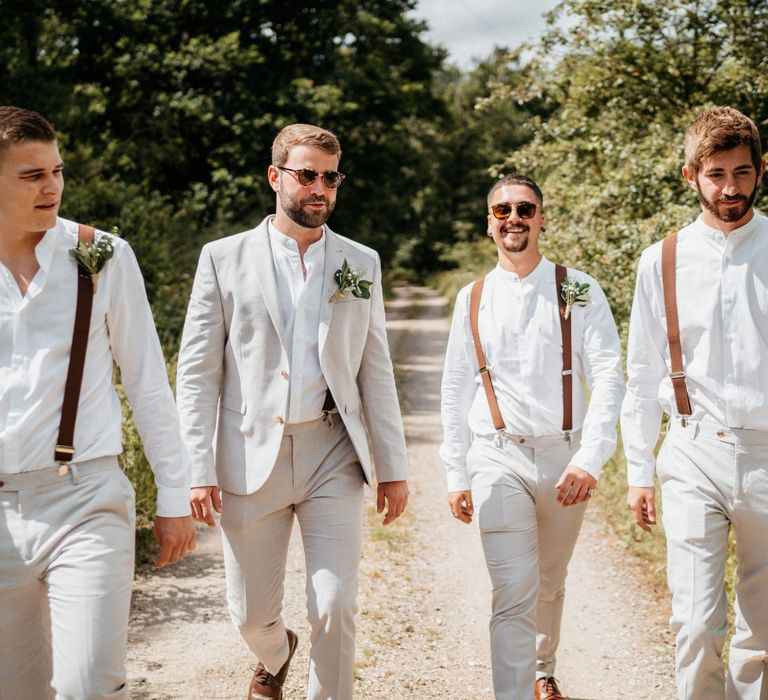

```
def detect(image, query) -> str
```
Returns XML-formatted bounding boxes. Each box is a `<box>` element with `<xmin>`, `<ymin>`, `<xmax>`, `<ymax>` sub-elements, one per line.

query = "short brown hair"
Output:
<box><xmin>487</xmin><ymin>174</ymin><xmax>543</xmax><ymax>207</ymax></box>
<box><xmin>0</xmin><ymin>106</ymin><xmax>57</xmax><ymax>162</ymax></box>
<box><xmin>271</xmin><ymin>123</ymin><xmax>341</xmax><ymax>167</ymax></box>
<box><xmin>684</xmin><ymin>106</ymin><xmax>763</xmax><ymax>176</ymax></box>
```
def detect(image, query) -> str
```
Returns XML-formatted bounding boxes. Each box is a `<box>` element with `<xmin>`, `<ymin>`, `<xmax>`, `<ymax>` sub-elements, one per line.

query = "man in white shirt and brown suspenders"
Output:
<box><xmin>622</xmin><ymin>106</ymin><xmax>768</xmax><ymax>699</ymax></box>
<box><xmin>440</xmin><ymin>174</ymin><xmax>624</xmax><ymax>700</ymax></box>
<box><xmin>0</xmin><ymin>106</ymin><xmax>195</xmax><ymax>699</ymax></box>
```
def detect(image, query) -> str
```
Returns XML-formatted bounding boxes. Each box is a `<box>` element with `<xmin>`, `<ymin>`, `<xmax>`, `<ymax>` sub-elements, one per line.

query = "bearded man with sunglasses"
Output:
<box><xmin>176</xmin><ymin>123</ymin><xmax>408</xmax><ymax>700</ymax></box>
<box><xmin>440</xmin><ymin>174</ymin><xmax>623</xmax><ymax>700</ymax></box>
<box><xmin>622</xmin><ymin>107</ymin><xmax>768</xmax><ymax>699</ymax></box>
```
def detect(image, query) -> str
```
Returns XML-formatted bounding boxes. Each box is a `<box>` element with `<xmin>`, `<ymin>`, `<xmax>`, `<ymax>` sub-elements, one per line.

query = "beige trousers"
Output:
<box><xmin>466</xmin><ymin>431</ymin><xmax>587</xmax><ymax>700</ymax></box>
<box><xmin>658</xmin><ymin>420</ymin><xmax>768</xmax><ymax>700</ymax></box>
<box><xmin>220</xmin><ymin>415</ymin><xmax>365</xmax><ymax>700</ymax></box>
<box><xmin>0</xmin><ymin>457</ymin><xmax>135</xmax><ymax>700</ymax></box>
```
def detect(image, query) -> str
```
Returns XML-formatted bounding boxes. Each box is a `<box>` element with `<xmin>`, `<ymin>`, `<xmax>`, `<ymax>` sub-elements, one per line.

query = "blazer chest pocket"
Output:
<box><xmin>220</xmin><ymin>393</ymin><xmax>246</xmax><ymax>414</ymax></box>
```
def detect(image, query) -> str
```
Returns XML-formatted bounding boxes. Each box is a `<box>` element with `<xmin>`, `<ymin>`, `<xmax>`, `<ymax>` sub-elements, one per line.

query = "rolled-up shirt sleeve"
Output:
<box><xmin>620</xmin><ymin>251</ymin><xmax>668</xmax><ymax>487</ymax></box>
<box><xmin>571</xmin><ymin>277</ymin><xmax>625</xmax><ymax>479</ymax></box>
<box><xmin>108</xmin><ymin>240</ymin><xmax>190</xmax><ymax>517</ymax></box>
<box><xmin>440</xmin><ymin>286</ymin><xmax>478</xmax><ymax>492</ymax></box>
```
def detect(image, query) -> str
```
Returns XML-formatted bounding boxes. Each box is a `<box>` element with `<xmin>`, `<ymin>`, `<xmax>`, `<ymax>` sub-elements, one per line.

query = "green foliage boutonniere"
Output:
<box><xmin>560</xmin><ymin>277</ymin><xmax>591</xmax><ymax>320</ymax></box>
<box><xmin>329</xmin><ymin>258</ymin><xmax>372</xmax><ymax>303</ymax></box>
<box><xmin>69</xmin><ymin>228</ymin><xmax>119</xmax><ymax>293</ymax></box>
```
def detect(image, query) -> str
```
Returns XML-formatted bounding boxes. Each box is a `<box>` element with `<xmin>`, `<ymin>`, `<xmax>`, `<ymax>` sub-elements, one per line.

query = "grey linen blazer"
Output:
<box><xmin>176</xmin><ymin>217</ymin><xmax>408</xmax><ymax>494</ymax></box>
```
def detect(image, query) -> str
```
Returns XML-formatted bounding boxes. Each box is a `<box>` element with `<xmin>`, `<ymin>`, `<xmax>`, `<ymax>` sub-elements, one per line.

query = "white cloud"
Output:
<box><xmin>410</xmin><ymin>0</ymin><xmax>563</xmax><ymax>68</ymax></box>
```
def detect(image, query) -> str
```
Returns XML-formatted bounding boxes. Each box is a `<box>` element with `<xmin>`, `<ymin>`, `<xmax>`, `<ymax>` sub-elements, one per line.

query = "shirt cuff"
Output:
<box><xmin>156</xmin><ymin>485</ymin><xmax>192</xmax><ymax>518</ymax></box>
<box><xmin>445</xmin><ymin>464</ymin><xmax>471</xmax><ymax>492</ymax></box>
<box><xmin>626</xmin><ymin>461</ymin><xmax>655</xmax><ymax>488</ymax></box>
<box><xmin>569</xmin><ymin>446</ymin><xmax>603</xmax><ymax>481</ymax></box>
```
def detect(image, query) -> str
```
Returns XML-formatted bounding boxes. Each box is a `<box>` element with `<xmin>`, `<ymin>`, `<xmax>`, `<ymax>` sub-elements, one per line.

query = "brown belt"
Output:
<box><xmin>469</xmin><ymin>264</ymin><xmax>573</xmax><ymax>434</ymax></box>
<box><xmin>661</xmin><ymin>231</ymin><xmax>692</xmax><ymax>416</ymax></box>
<box><xmin>55</xmin><ymin>224</ymin><xmax>95</xmax><ymax>463</ymax></box>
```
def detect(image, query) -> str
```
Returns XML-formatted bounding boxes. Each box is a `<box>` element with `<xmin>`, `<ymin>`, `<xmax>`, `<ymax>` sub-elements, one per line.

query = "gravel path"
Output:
<box><xmin>126</xmin><ymin>285</ymin><xmax>676</xmax><ymax>699</ymax></box>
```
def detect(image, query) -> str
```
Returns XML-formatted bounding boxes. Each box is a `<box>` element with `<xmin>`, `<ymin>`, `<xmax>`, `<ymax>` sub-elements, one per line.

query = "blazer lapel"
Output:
<box><xmin>250</xmin><ymin>218</ymin><xmax>289</xmax><ymax>351</ymax></box>
<box><xmin>319</xmin><ymin>227</ymin><xmax>345</xmax><ymax>356</ymax></box>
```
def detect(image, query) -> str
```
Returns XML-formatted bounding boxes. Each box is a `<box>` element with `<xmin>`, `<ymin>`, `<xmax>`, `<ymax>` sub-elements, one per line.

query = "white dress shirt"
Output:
<box><xmin>440</xmin><ymin>257</ymin><xmax>624</xmax><ymax>492</ymax></box>
<box><xmin>0</xmin><ymin>218</ymin><xmax>189</xmax><ymax>516</ymax></box>
<box><xmin>268</xmin><ymin>220</ymin><xmax>328</xmax><ymax>422</ymax></box>
<box><xmin>621</xmin><ymin>210</ymin><xmax>768</xmax><ymax>487</ymax></box>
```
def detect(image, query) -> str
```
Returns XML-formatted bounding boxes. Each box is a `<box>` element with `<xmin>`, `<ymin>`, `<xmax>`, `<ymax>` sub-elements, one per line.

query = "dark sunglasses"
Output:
<box><xmin>276</xmin><ymin>166</ymin><xmax>346</xmax><ymax>189</ymax></box>
<box><xmin>490</xmin><ymin>201</ymin><xmax>538</xmax><ymax>220</ymax></box>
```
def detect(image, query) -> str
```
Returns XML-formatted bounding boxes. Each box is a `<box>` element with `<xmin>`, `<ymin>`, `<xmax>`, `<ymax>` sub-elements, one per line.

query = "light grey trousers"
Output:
<box><xmin>466</xmin><ymin>431</ymin><xmax>587</xmax><ymax>700</ymax></box>
<box><xmin>658</xmin><ymin>420</ymin><xmax>768</xmax><ymax>700</ymax></box>
<box><xmin>220</xmin><ymin>415</ymin><xmax>365</xmax><ymax>700</ymax></box>
<box><xmin>0</xmin><ymin>457</ymin><xmax>135</xmax><ymax>700</ymax></box>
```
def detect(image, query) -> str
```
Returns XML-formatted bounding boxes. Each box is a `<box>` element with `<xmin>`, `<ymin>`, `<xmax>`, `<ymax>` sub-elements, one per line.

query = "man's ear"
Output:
<box><xmin>267</xmin><ymin>165</ymin><xmax>280</xmax><ymax>193</ymax></box>
<box><xmin>682</xmin><ymin>165</ymin><xmax>698</xmax><ymax>192</ymax></box>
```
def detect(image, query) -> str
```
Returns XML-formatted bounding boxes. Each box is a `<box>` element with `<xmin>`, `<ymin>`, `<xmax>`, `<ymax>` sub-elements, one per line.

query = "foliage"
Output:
<box><xmin>492</xmin><ymin>0</ymin><xmax>768</xmax><ymax>337</ymax></box>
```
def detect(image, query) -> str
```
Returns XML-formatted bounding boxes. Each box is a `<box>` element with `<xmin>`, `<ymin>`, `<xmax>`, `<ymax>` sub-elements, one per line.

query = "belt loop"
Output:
<box><xmin>69</xmin><ymin>463</ymin><xmax>81</xmax><ymax>485</ymax></box>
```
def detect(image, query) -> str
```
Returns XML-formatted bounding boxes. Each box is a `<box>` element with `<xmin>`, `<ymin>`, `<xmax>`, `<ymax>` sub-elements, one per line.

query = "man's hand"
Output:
<box><xmin>448</xmin><ymin>490</ymin><xmax>474</xmax><ymax>524</ymax></box>
<box><xmin>190</xmin><ymin>486</ymin><xmax>222</xmax><ymax>527</ymax></box>
<box><xmin>153</xmin><ymin>515</ymin><xmax>196</xmax><ymax>569</ymax></box>
<box><xmin>555</xmin><ymin>464</ymin><xmax>597</xmax><ymax>507</ymax></box>
<box><xmin>377</xmin><ymin>480</ymin><xmax>408</xmax><ymax>525</ymax></box>
<box><xmin>628</xmin><ymin>486</ymin><xmax>657</xmax><ymax>532</ymax></box>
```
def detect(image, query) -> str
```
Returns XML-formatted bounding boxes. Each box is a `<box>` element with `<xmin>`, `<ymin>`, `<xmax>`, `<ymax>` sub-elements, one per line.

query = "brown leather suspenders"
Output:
<box><xmin>469</xmin><ymin>277</ymin><xmax>506</xmax><ymax>431</ymax></box>
<box><xmin>555</xmin><ymin>264</ymin><xmax>573</xmax><ymax>431</ymax></box>
<box><xmin>55</xmin><ymin>224</ymin><xmax>96</xmax><ymax>464</ymax></box>
<box><xmin>469</xmin><ymin>264</ymin><xmax>573</xmax><ymax>434</ymax></box>
<box><xmin>661</xmin><ymin>232</ymin><xmax>692</xmax><ymax>416</ymax></box>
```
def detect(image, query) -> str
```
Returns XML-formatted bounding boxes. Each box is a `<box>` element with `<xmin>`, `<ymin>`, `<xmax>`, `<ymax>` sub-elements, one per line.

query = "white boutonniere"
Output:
<box><xmin>560</xmin><ymin>277</ymin><xmax>591</xmax><ymax>319</ymax></box>
<box><xmin>69</xmin><ymin>228</ymin><xmax>118</xmax><ymax>293</ymax></box>
<box><xmin>329</xmin><ymin>258</ymin><xmax>372</xmax><ymax>303</ymax></box>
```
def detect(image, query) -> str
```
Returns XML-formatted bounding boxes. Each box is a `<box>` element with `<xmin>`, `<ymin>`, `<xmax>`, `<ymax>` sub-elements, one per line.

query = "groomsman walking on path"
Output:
<box><xmin>176</xmin><ymin>123</ymin><xmax>408</xmax><ymax>700</ymax></box>
<box><xmin>0</xmin><ymin>106</ymin><xmax>195</xmax><ymax>699</ymax></box>
<box><xmin>440</xmin><ymin>174</ymin><xmax>624</xmax><ymax>700</ymax></box>
<box><xmin>622</xmin><ymin>106</ymin><xmax>768</xmax><ymax>699</ymax></box>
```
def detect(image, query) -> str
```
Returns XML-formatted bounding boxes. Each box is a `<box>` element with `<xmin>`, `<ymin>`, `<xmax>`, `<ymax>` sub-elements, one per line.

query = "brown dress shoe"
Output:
<box><xmin>534</xmin><ymin>676</ymin><xmax>566</xmax><ymax>700</ymax></box>
<box><xmin>247</xmin><ymin>629</ymin><xmax>299</xmax><ymax>700</ymax></box>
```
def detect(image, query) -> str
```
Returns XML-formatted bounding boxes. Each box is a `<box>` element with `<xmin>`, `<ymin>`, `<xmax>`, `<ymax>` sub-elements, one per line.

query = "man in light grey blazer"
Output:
<box><xmin>176</xmin><ymin>123</ymin><xmax>409</xmax><ymax>700</ymax></box>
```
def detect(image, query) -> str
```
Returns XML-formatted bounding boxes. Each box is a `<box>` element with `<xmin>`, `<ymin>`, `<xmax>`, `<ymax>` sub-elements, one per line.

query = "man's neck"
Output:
<box><xmin>271</xmin><ymin>213</ymin><xmax>323</xmax><ymax>258</ymax></box>
<box><xmin>0</xmin><ymin>226</ymin><xmax>46</xmax><ymax>295</ymax></box>
<box><xmin>700</xmin><ymin>206</ymin><xmax>755</xmax><ymax>236</ymax></box>
<box><xmin>497</xmin><ymin>251</ymin><xmax>542</xmax><ymax>279</ymax></box>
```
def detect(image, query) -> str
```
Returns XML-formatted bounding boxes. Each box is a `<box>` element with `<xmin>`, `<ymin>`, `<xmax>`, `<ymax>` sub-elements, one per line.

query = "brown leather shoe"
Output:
<box><xmin>247</xmin><ymin>629</ymin><xmax>298</xmax><ymax>700</ymax></box>
<box><xmin>534</xmin><ymin>676</ymin><xmax>566</xmax><ymax>700</ymax></box>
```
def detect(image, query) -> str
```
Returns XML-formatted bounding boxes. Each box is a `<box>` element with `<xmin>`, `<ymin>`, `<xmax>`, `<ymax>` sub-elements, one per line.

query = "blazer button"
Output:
<box><xmin>281</xmin><ymin>370</ymin><xmax>289</xmax><ymax>379</ymax></box>
<box><xmin>276</xmin><ymin>416</ymin><xmax>285</xmax><ymax>425</ymax></box>
<box><xmin>518</xmin><ymin>437</ymin><xmax>526</xmax><ymax>444</ymax></box>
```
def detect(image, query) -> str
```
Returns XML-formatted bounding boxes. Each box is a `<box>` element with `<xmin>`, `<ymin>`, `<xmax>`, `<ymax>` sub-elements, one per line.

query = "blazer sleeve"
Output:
<box><xmin>357</xmin><ymin>252</ymin><xmax>409</xmax><ymax>482</ymax></box>
<box><xmin>176</xmin><ymin>244</ymin><xmax>226</xmax><ymax>488</ymax></box>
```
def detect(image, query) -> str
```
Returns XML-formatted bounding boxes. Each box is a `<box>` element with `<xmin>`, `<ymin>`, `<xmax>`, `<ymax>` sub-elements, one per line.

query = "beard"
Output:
<box><xmin>279</xmin><ymin>189</ymin><xmax>335</xmax><ymax>229</ymax></box>
<box><xmin>497</xmin><ymin>223</ymin><xmax>530</xmax><ymax>252</ymax></box>
<box><xmin>697</xmin><ymin>177</ymin><xmax>758</xmax><ymax>223</ymax></box>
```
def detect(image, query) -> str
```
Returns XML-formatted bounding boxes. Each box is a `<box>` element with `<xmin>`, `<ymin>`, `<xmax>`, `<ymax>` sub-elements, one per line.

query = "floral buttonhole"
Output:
<box><xmin>69</xmin><ymin>227</ymin><xmax>120</xmax><ymax>293</ymax></box>
<box><xmin>560</xmin><ymin>277</ymin><xmax>591</xmax><ymax>320</ymax></box>
<box><xmin>329</xmin><ymin>258</ymin><xmax>372</xmax><ymax>303</ymax></box>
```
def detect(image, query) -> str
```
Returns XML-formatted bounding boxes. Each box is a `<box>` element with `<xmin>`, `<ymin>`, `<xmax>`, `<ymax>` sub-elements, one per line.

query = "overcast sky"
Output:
<box><xmin>409</xmin><ymin>0</ymin><xmax>563</xmax><ymax>69</ymax></box>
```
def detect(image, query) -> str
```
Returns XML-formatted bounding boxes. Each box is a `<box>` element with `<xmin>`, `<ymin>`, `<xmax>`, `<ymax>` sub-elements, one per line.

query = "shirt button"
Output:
<box><xmin>281</xmin><ymin>370</ymin><xmax>289</xmax><ymax>379</ymax></box>
<box><xmin>276</xmin><ymin>416</ymin><xmax>285</xmax><ymax>425</ymax></box>
<box><xmin>518</xmin><ymin>437</ymin><xmax>526</xmax><ymax>444</ymax></box>
<box><xmin>0</xmin><ymin>480</ymin><xmax>4</xmax><ymax>487</ymax></box>
<box><xmin>716</xmin><ymin>429</ymin><xmax>726</xmax><ymax>438</ymax></box>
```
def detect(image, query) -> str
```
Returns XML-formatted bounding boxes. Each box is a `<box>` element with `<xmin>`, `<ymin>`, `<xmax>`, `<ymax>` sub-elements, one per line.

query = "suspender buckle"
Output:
<box><xmin>479</xmin><ymin>366</ymin><xmax>489</xmax><ymax>374</ymax></box>
<box><xmin>562</xmin><ymin>369</ymin><xmax>573</xmax><ymax>376</ymax></box>
<box><xmin>54</xmin><ymin>445</ymin><xmax>75</xmax><ymax>464</ymax></box>
<box><xmin>670</xmin><ymin>371</ymin><xmax>686</xmax><ymax>379</ymax></box>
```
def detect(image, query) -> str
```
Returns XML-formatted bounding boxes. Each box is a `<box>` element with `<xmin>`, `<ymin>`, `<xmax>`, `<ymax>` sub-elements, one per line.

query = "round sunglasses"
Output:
<box><xmin>276</xmin><ymin>166</ymin><xmax>346</xmax><ymax>189</ymax></box>
<box><xmin>490</xmin><ymin>201</ymin><xmax>538</xmax><ymax>220</ymax></box>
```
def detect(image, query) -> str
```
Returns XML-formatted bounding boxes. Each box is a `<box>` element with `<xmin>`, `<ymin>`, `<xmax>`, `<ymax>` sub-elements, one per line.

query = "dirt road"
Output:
<box><xmin>127</xmin><ymin>285</ymin><xmax>676</xmax><ymax>699</ymax></box>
